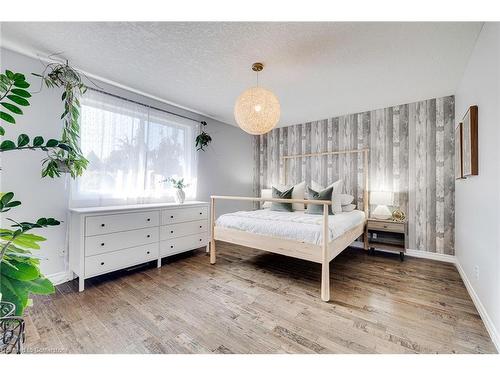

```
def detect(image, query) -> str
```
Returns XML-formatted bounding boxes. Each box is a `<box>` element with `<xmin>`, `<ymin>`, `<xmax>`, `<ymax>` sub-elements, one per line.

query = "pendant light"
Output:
<box><xmin>234</xmin><ymin>62</ymin><xmax>280</xmax><ymax>135</ymax></box>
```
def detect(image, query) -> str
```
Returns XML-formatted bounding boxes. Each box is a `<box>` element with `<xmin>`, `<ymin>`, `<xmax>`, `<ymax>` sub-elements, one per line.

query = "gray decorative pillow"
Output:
<box><xmin>305</xmin><ymin>186</ymin><xmax>334</xmax><ymax>215</ymax></box>
<box><xmin>271</xmin><ymin>186</ymin><xmax>294</xmax><ymax>212</ymax></box>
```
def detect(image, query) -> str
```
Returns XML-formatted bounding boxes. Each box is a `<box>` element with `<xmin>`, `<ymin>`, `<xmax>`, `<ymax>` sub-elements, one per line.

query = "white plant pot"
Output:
<box><xmin>175</xmin><ymin>188</ymin><xmax>185</xmax><ymax>204</ymax></box>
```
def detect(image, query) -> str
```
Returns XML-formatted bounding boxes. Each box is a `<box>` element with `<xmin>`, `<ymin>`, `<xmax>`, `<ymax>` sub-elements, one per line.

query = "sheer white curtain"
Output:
<box><xmin>71</xmin><ymin>90</ymin><xmax>198</xmax><ymax>207</ymax></box>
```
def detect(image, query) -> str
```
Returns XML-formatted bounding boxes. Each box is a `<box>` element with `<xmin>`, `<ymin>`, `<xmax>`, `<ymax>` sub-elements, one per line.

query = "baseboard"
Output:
<box><xmin>405</xmin><ymin>248</ymin><xmax>456</xmax><ymax>264</ymax></box>
<box><xmin>351</xmin><ymin>241</ymin><xmax>457</xmax><ymax>264</ymax></box>
<box><xmin>46</xmin><ymin>270</ymin><xmax>72</xmax><ymax>285</ymax></box>
<box><xmin>455</xmin><ymin>260</ymin><xmax>500</xmax><ymax>352</ymax></box>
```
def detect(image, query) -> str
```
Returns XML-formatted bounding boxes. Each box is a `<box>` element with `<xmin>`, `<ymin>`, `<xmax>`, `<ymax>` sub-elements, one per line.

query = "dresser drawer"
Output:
<box><xmin>160</xmin><ymin>234</ymin><xmax>208</xmax><ymax>257</ymax></box>
<box><xmin>367</xmin><ymin>220</ymin><xmax>405</xmax><ymax>233</ymax></box>
<box><xmin>161</xmin><ymin>206</ymin><xmax>208</xmax><ymax>225</ymax></box>
<box><xmin>85</xmin><ymin>227</ymin><xmax>159</xmax><ymax>257</ymax></box>
<box><xmin>86</xmin><ymin>211</ymin><xmax>159</xmax><ymax>236</ymax></box>
<box><xmin>85</xmin><ymin>243</ymin><xmax>158</xmax><ymax>277</ymax></box>
<box><xmin>160</xmin><ymin>220</ymin><xmax>207</xmax><ymax>240</ymax></box>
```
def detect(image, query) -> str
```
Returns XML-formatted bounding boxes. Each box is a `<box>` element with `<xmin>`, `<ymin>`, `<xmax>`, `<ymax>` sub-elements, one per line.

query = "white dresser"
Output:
<box><xmin>69</xmin><ymin>201</ymin><xmax>209</xmax><ymax>291</ymax></box>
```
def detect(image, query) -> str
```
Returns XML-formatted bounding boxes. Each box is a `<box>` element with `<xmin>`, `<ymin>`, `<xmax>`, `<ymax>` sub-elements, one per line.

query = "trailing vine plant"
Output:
<box><xmin>33</xmin><ymin>60</ymin><xmax>89</xmax><ymax>178</ymax></box>
<box><xmin>195</xmin><ymin>121</ymin><xmax>212</xmax><ymax>151</ymax></box>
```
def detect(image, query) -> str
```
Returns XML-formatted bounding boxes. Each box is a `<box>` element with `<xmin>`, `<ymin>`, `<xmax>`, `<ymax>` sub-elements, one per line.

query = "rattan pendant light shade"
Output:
<box><xmin>234</xmin><ymin>63</ymin><xmax>280</xmax><ymax>135</ymax></box>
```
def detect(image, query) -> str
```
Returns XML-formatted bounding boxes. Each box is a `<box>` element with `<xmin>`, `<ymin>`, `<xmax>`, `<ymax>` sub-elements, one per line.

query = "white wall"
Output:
<box><xmin>454</xmin><ymin>23</ymin><xmax>500</xmax><ymax>349</ymax></box>
<box><xmin>0</xmin><ymin>48</ymin><xmax>254</xmax><ymax>278</ymax></box>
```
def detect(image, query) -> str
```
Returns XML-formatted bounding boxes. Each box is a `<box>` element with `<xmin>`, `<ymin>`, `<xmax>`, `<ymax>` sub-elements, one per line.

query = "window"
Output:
<box><xmin>71</xmin><ymin>90</ymin><xmax>197</xmax><ymax>206</ymax></box>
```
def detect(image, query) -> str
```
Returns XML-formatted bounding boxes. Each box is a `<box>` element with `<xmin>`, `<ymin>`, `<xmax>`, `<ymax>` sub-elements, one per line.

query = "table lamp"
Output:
<box><xmin>370</xmin><ymin>191</ymin><xmax>393</xmax><ymax>219</ymax></box>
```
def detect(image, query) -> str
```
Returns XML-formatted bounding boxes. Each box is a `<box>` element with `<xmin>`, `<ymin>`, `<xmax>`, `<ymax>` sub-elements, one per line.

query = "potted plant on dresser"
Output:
<box><xmin>163</xmin><ymin>177</ymin><xmax>190</xmax><ymax>204</ymax></box>
<box><xmin>0</xmin><ymin>64</ymin><xmax>89</xmax><ymax>353</ymax></box>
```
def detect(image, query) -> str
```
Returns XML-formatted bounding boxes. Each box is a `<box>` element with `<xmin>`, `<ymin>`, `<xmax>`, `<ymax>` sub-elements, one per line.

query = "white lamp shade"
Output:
<box><xmin>234</xmin><ymin>86</ymin><xmax>280</xmax><ymax>135</ymax></box>
<box><xmin>370</xmin><ymin>191</ymin><xmax>393</xmax><ymax>206</ymax></box>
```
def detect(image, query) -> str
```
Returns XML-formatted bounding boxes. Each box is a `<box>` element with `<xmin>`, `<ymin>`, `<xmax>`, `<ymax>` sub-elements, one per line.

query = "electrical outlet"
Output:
<box><xmin>473</xmin><ymin>265</ymin><xmax>480</xmax><ymax>281</ymax></box>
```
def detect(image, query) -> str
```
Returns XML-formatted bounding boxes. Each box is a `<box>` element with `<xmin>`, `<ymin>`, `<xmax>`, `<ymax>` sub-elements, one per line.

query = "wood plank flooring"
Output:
<box><xmin>24</xmin><ymin>243</ymin><xmax>496</xmax><ymax>354</ymax></box>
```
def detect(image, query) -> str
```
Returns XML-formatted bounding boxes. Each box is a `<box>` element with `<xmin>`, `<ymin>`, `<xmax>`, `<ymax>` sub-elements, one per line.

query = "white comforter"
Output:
<box><xmin>215</xmin><ymin>209</ymin><xmax>365</xmax><ymax>245</ymax></box>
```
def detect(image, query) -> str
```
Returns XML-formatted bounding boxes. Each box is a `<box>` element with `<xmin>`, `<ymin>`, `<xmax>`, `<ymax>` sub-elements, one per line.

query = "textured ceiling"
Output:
<box><xmin>0</xmin><ymin>22</ymin><xmax>482</xmax><ymax>127</ymax></box>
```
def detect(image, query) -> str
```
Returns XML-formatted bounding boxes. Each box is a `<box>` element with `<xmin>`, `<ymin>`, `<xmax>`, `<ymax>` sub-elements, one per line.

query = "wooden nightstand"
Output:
<box><xmin>364</xmin><ymin>218</ymin><xmax>408</xmax><ymax>261</ymax></box>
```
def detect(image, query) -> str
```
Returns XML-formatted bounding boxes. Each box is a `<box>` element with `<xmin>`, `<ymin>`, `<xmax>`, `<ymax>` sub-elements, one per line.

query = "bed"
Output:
<box><xmin>209</xmin><ymin>148</ymin><xmax>369</xmax><ymax>302</ymax></box>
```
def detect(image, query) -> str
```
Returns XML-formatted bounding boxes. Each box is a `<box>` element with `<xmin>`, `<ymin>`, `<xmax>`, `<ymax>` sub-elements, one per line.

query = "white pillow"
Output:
<box><xmin>340</xmin><ymin>194</ymin><xmax>354</xmax><ymax>205</ymax></box>
<box><xmin>342</xmin><ymin>204</ymin><xmax>356</xmax><ymax>212</ymax></box>
<box><xmin>311</xmin><ymin>180</ymin><xmax>343</xmax><ymax>214</ymax></box>
<box><xmin>261</xmin><ymin>182</ymin><xmax>306</xmax><ymax>210</ymax></box>
<box><xmin>261</xmin><ymin>189</ymin><xmax>272</xmax><ymax>208</ymax></box>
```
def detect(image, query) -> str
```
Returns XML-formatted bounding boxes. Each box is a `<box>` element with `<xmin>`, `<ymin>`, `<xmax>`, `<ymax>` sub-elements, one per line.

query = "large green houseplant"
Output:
<box><xmin>0</xmin><ymin>68</ymin><xmax>87</xmax><ymax>315</ymax></box>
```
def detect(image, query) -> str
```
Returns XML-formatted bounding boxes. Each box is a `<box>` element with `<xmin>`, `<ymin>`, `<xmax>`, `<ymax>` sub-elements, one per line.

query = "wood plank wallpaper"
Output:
<box><xmin>253</xmin><ymin>96</ymin><xmax>455</xmax><ymax>254</ymax></box>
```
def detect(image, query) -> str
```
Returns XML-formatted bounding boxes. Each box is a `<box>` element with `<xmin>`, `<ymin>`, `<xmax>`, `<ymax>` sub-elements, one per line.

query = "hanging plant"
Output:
<box><xmin>33</xmin><ymin>59</ymin><xmax>91</xmax><ymax>178</ymax></box>
<box><xmin>195</xmin><ymin>121</ymin><xmax>212</xmax><ymax>151</ymax></box>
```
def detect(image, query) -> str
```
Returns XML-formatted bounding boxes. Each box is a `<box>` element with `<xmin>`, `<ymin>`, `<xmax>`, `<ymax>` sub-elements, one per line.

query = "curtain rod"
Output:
<box><xmin>87</xmin><ymin>87</ymin><xmax>202</xmax><ymax>124</ymax></box>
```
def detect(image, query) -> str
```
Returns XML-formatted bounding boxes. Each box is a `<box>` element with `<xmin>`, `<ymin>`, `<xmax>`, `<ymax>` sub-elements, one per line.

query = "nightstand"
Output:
<box><xmin>364</xmin><ymin>218</ymin><xmax>407</xmax><ymax>261</ymax></box>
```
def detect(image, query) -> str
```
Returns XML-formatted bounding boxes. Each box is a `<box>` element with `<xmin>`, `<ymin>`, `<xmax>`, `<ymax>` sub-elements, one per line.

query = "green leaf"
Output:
<box><xmin>46</xmin><ymin>139</ymin><xmax>59</xmax><ymax>147</ymax></box>
<box><xmin>0</xmin><ymin>81</ymin><xmax>8</xmax><ymax>92</ymax></box>
<box><xmin>10</xmin><ymin>88</ymin><xmax>31</xmax><ymax>98</ymax></box>
<box><xmin>1</xmin><ymin>260</ymin><xmax>40</xmax><ymax>281</ymax></box>
<box><xmin>1</xmin><ymin>102</ymin><xmax>23</xmax><ymax>114</ymax></box>
<box><xmin>5</xmin><ymin>70</ymin><xmax>15</xmax><ymax>80</ymax></box>
<box><xmin>1</xmin><ymin>192</ymin><xmax>14</xmax><ymax>204</ymax></box>
<box><xmin>0</xmin><ymin>74</ymin><xmax>10</xmax><ymax>84</ymax></box>
<box><xmin>0</xmin><ymin>111</ymin><xmax>15</xmax><ymax>124</ymax></box>
<box><xmin>0</xmin><ymin>273</ymin><xmax>54</xmax><ymax>315</ymax></box>
<box><xmin>36</xmin><ymin>218</ymin><xmax>48</xmax><ymax>226</ymax></box>
<box><xmin>7</xmin><ymin>94</ymin><xmax>29</xmax><ymax>106</ymax></box>
<box><xmin>6</xmin><ymin>200</ymin><xmax>21</xmax><ymax>208</ymax></box>
<box><xmin>46</xmin><ymin>218</ymin><xmax>60</xmax><ymax>226</ymax></box>
<box><xmin>57</xmin><ymin>143</ymin><xmax>71</xmax><ymax>151</ymax></box>
<box><xmin>17</xmin><ymin>134</ymin><xmax>30</xmax><ymax>147</ymax></box>
<box><xmin>13</xmin><ymin>80</ymin><xmax>30</xmax><ymax>89</ymax></box>
<box><xmin>0</xmin><ymin>274</ymin><xmax>28</xmax><ymax>315</ymax></box>
<box><xmin>0</xmin><ymin>140</ymin><xmax>16</xmax><ymax>150</ymax></box>
<box><xmin>0</xmin><ymin>126</ymin><xmax>4</xmax><ymax>136</ymax></box>
<box><xmin>33</xmin><ymin>136</ymin><xmax>44</xmax><ymax>147</ymax></box>
<box><xmin>1</xmin><ymin>230</ymin><xmax>47</xmax><ymax>249</ymax></box>
<box><xmin>21</xmin><ymin>276</ymin><xmax>55</xmax><ymax>295</ymax></box>
<box><xmin>13</xmin><ymin>73</ymin><xmax>26</xmax><ymax>81</ymax></box>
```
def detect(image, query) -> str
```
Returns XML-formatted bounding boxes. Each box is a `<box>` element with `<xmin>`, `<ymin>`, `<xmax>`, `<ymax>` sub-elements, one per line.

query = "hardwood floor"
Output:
<box><xmin>24</xmin><ymin>243</ymin><xmax>496</xmax><ymax>354</ymax></box>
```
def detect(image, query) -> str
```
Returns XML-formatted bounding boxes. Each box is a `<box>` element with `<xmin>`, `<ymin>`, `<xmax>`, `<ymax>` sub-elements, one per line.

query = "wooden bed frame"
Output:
<box><xmin>209</xmin><ymin>148</ymin><xmax>369</xmax><ymax>302</ymax></box>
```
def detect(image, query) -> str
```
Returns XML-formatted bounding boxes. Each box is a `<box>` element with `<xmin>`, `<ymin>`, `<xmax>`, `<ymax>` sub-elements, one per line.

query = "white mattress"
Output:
<box><xmin>215</xmin><ymin>209</ymin><xmax>366</xmax><ymax>245</ymax></box>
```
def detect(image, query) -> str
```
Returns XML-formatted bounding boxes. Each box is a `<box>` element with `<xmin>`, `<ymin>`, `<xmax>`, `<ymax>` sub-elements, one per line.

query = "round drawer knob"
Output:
<box><xmin>101</xmin><ymin>243</ymin><xmax>105</xmax><ymax>246</ymax></box>
<box><xmin>101</xmin><ymin>224</ymin><xmax>105</xmax><ymax>227</ymax></box>
<box><xmin>170</xmin><ymin>215</ymin><xmax>174</xmax><ymax>219</ymax></box>
<box><xmin>383</xmin><ymin>225</ymin><xmax>388</xmax><ymax>228</ymax></box>
<box><xmin>199</xmin><ymin>226</ymin><xmax>202</xmax><ymax>228</ymax></box>
<box><xmin>199</xmin><ymin>239</ymin><xmax>202</xmax><ymax>241</ymax></box>
<box><xmin>147</xmin><ymin>235</ymin><xmax>151</xmax><ymax>238</ymax></box>
<box><xmin>100</xmin><ymin>262</ymin><xmax>104</xmax><ymax>265</ymax></box>
<box><xmin>147</xmin><ymin>251</ymin><xmax>150</xmax><ymax>254</ymax></box>
<box><xmin>199</xmin><ymin>212</ymin><xmax>202</xmax><ymax>215</ymax></box>
<box><xmin>147</xmin><ymin>218</ymin><xmax>151</xmax><ymax>222</ymax></box>
<box><xmin>170</xmin><ymin>245</ymin><xmax>174</xmax><ymax>249</ymax></box>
